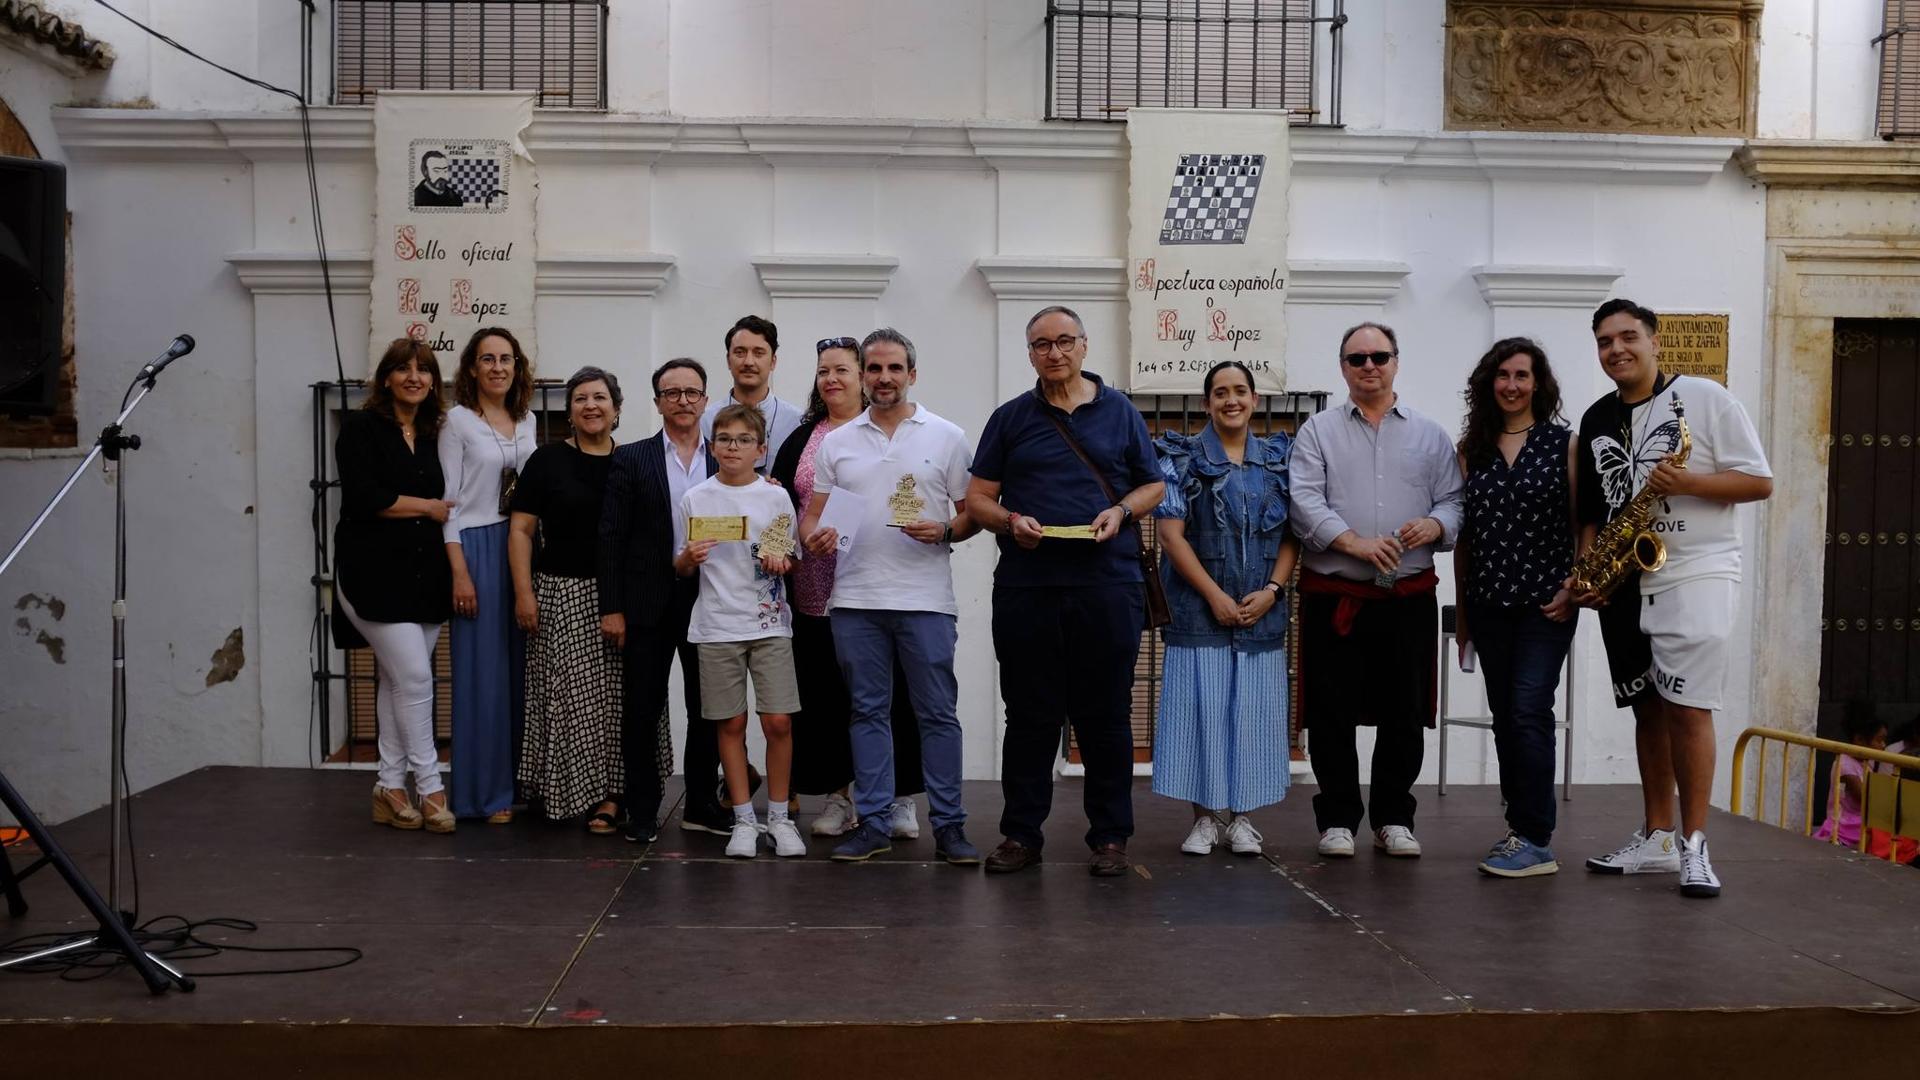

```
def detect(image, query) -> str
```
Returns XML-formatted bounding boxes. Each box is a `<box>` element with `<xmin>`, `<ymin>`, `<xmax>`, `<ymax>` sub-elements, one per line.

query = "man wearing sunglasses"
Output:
<box><xmin>702</xmin><ymin>315</ymin><xmax>802</xmax><ymax>475</ymax></box>
<box><xmin>1289</xmin><ymin>323</ymin><xmax>1464</xmax><ymax>860</ymax></box>
<box><xmin>966</xmin><ymin>305</ymin><xmax>1166</xmax><ymax>878</ymax></box>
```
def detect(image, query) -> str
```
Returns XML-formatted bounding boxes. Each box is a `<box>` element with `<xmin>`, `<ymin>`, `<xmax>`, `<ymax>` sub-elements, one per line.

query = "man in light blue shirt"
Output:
<box><xmin>701</xmin><ymin>315</ymin><xmax>802</xmax><ymax>474</ymax></box>
<box><xmin>1290</xmin><ymin>322</ymin><xmax>1463</xmax><ymax>861</ymax></box>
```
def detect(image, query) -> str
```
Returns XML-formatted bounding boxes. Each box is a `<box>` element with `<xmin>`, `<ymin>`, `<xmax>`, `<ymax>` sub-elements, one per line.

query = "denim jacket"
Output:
<box><xmin>1153</xmin><ymin>425</ymin><xmax>1292</xmax><ymax>652</ymax></box>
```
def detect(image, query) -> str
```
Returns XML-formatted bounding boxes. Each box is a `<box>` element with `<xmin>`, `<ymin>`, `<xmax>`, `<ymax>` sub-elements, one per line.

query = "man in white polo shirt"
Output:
<box><xmin>799</xmin><ymin>328</ymin><xmax>983</xmax><ymax>866</ymax></box>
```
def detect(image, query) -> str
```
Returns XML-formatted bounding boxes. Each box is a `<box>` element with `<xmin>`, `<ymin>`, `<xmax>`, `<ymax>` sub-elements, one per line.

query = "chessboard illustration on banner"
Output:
<box><xmin>1159</xmin><ymin>153</ymin><xmax>1266</xmax><ymax>246</ymax></box>
<box><xmin>409</xmin><ymin>139</ymin><xmax>512</xmax><ymax>212</ymax></box>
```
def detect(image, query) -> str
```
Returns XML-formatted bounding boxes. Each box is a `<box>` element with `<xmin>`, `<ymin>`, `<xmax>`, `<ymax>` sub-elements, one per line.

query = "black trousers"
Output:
<box><xmin>993</xmin><ymin>584</ymin><xmax>1143</xmax><ymax>851</ymax></box>
<box><xmin>1302</xmin><ymin>589</ymin><xmax>1436</xmax><ymax>833</ymax></box>
<box><xmin>620</xmin><ymin>577</ymin><xmax>716</xmax><ymax>824</ymax></box>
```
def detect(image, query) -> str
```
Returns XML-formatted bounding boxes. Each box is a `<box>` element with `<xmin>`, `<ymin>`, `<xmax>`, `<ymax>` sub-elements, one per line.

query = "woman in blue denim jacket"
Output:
<box><xmin>1152</xmin><ymin>361</ymin><xmax>1299</xmax><ymax>857</ymax></box>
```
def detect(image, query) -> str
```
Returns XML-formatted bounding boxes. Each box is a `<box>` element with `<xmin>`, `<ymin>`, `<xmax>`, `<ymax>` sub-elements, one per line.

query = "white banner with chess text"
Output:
<box><xmin>369</xmin><ymin>91</ymin><xmax>538</xmax><ymax>377</ymax></box>
<box><xmin>1126</xmin><ymin>109</ymin><xmax>1289</xmax><ymax>393</ymax></box>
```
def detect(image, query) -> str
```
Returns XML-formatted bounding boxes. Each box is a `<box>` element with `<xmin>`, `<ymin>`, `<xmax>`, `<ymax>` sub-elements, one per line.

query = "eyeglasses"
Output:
<box><xmin>816</xmin><ymin>336</ymin><xmax>859</xmax><ymax>353</ymax></box>
<box><xmin>712</xmin><ymin>434</ymin><xmax>761</xmax><ymax>449</ymax></box>
<box><xmin>1342</xmin><ymin>351</ymin><xmax>1396</xmax><ymax>368</ymax></box>
<box><xmin>1028</xmin><ymin>335</ymin><xmax>1084</xmax><ymax>356</ymax></box>
<box><xmin>656</xmin><ymin>388</ymin><xmax>706</xmax><ymax>403</ymax></box>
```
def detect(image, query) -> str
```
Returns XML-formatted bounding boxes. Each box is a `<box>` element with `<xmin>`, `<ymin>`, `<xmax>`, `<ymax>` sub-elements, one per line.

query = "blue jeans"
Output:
<box><xmin>1467</xmin><ymin>602</ymin><xmax>1575</xmax><ymax>847</ymax></box>
<box><xmin>830</xmin><ymin>609</ymin><xmax>965</xmax><ymax>829</ymax></box>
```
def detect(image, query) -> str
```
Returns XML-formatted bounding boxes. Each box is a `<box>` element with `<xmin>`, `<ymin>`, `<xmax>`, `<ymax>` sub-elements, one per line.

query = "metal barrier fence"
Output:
<box><xmin>1730</xmin><ymin>726</ymin><xmax>1920</xmax><ymax>861</ymax></box>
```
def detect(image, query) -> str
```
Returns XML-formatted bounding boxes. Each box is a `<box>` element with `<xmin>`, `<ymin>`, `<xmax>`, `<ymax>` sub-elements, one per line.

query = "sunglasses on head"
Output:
<box><xmin>817</xmin><ymin>336</ymin><xmax>859</xmax><ymax>354</ymax></box>
<box><xmin>1342</xmin><ymin>350</ymin><xmax>1396</xmax><ymax>368</ymax></box>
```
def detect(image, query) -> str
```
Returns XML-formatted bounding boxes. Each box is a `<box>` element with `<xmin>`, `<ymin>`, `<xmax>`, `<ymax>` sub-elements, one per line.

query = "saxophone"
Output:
<box><xmin>1568</xmin><ymin>404</ymin><xmax>1691</xmax><ymax>600</ymax></box>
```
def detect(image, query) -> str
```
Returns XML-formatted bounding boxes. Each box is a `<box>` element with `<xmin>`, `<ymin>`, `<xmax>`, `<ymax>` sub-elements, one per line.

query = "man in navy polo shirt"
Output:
<box><xmin>965</xmin><ymin>305</ymin><xmax>1166</xmax><ymax>877</ymax></box>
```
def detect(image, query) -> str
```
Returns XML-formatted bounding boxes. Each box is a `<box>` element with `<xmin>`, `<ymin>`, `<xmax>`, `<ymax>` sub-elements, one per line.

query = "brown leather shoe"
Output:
<box><xmin>1089</xmin><ymin>842</ymin><xmax>1130</xmax><ymax>877</ymax></box>
<box><xmin>984</xmin><ymin>839</ymin><xmax>1042</xmax><ymax>874</ymax></box>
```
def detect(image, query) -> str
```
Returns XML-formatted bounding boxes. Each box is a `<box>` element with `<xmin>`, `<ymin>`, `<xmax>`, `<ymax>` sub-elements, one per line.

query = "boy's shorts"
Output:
<box><xmin>1597</xmin><ymin>580</ymin><xmax>1657</xmax><ymax>709</ymax></box>
<box><xmin>1640</xmin><ymin>577</ymin><xmax>1737</xmax><ymax>713</ymax></box>
<box><xmin>697</xmin><ymin>637</ymin><xmax>800</xmax><ymax>719</ymax></box>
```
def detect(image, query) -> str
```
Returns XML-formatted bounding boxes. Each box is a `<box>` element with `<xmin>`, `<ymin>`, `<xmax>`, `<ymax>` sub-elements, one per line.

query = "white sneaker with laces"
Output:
<box><xmin>1226</xmin><ymin>815</ymin><xmax>1264</xmax><ymax>856</ymax></box>
<box><xmin>1317</xmin><ymin>827</ymin><xmax>1356</xmax><ymax>858</ymax></box>
<box><xmin>811</xmin><ymin>793</ymin><xmax>857</xmax><ymax>837</ymax></box>
<box><xmin>1585</xmin><ymin>828</ymin><xmax>1680</xmax><ymax>874</ymax></box>
<box><xmin>1180</xmin><ymin>816</ymin><xmax>1222</xmax><ymax>855</ymax></box>
<box><xmin>1374</xmin><ymin>825</ymin><xmax>1422</xmax><ymax>857</ymax></box>
<box><xmin>888</xmin><ymin>798</ymin><xmax>920</xmax><ymax>840</ymax></box>
<box><xmin>768</xmin><ymin>817</ymin><xmax>807</xmax><ymax>858</ymax></box>
<box><xmin>725</xmin><ymin>821</ymin><xmax>760</xmax><ymax>859</ymax></box>
<box><xmin>1680</xmin><ymin>830</ymin><xmax>1721</xmax><ymax>898</ymax></box>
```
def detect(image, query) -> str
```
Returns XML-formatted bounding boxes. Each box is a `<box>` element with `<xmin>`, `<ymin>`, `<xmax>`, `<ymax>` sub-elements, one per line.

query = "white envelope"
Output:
<box><xmin>816</xmin><ymin>486</ymin><xmax>869</xmax><ymax>554</ymax></box>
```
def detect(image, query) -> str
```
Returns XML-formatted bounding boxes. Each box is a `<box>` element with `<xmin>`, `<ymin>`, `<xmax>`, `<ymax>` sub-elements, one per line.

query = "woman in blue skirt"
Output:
<box><xmin>440</xmin><ymin>326</ymin><xmax>537</xmax><ymax>822</ymax></box>
<box><xmin>1152</xmin><ymin>360</ymin><xmax>1298</xmax><ymax>857</ymax></box>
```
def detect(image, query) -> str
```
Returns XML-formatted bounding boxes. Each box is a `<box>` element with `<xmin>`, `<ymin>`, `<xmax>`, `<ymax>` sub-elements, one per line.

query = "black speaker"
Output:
<box><xmin>0</xmin><ymin>156</ymin><xmax>67</xmax><ymax>415</ymax></box>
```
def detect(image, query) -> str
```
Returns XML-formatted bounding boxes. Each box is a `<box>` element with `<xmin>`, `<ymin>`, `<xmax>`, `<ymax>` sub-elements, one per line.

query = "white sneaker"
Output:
<box><xmin>768</xmin><ymin>817</ymin><xmax>806</xmax><ymax>858</ymax></box>
<box><xmin>1317</xmin><ymin>827</ymin><xmax>1356</xmax><ymax>857</ymax></box>
<box><xmin>1226</xmin><ymin>815</ymin><xmax>1264</xmax><ymax>856</ymax></box>
<box><xmin>811</xmin><ymin>793</ymin><xmax>858</xmax><ymax>837</ymax></box>
<box><xmin>888</xmin><ymin>798</ymin><xmax>920</xmax><ymax>840</ymax></box>
<box><xmin>1585</xmin><ymin>828</ymin><xmax>1680</xmax><ymax>875</ymax></box>
<box><xmin>1374</xmin><ymin>825</ymin><xmax>1422</xmax><ymax>857</ymax></box>
<box><xmin>725</xmin><ymin>821</ymin><xmax>760</xmax><ymax>859</ymax></box>
<box><xmin>1680</xmin><ymin>830</ymin><xmax>1721</xmax><ymax>898</ymax></box>
<box><xmin>1180</xmin><ymin>816</ymin><xmax>1222</xmax><ymax>855</ymax></box>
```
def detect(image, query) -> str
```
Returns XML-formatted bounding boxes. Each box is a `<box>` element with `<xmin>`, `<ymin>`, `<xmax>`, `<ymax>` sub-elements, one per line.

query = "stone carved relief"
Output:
<box><xmin>1446</xmin><ymin>2</ymin><xmax>1755</xmax><ymax>136</ymax></box>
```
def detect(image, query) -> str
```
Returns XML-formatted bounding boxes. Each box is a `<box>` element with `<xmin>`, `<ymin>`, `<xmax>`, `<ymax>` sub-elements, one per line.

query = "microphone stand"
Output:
<box><xmin>0</xmin><ymin>353</ymin><xmax>195</xmax><ymax>994</ymax></box>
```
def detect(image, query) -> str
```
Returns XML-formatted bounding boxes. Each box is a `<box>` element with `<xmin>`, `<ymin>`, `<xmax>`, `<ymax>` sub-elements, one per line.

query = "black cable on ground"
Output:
<box><xmin>0</xmin><ymin>915</ymin><xmax>363</xmax><ymax>980</ymax></box>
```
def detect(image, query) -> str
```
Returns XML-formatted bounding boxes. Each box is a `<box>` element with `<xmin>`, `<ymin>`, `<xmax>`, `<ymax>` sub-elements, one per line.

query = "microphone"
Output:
<box><xmin>139</xmin><ymin>334</ymin><xmax>195</xmax><ymax>380</ymax></box>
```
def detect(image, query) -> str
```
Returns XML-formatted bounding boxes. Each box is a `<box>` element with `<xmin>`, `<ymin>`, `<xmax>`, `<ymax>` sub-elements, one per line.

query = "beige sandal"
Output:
<box><xmin>419</xmin><ymin>791</ymin><xmax>456</xmax><ymax>834</ymax></box>
<box><xmin>372</xmin><ymin>786</ymin><xmax>423</xmax><ymax>830</ymax></box>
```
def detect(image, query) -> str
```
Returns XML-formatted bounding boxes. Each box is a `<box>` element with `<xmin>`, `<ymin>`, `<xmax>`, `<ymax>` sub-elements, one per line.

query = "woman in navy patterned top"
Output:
<box><xmin>1453</xmin><ymin>338</ymin><xmax>1578</xmax><ymax>879</ymax></box>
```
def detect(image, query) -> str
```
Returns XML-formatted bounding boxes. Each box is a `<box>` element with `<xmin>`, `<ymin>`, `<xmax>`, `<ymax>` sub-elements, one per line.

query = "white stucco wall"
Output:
<box><xmin>0</xmin><ymin>0</ymin><xmax>1871</xmax><ymax>824</ymax></box>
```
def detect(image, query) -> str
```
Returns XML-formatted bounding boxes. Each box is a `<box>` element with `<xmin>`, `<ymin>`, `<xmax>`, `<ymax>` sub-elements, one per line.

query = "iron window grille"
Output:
<box><xmin>1878</xmin><ymin>0</ymin><xmax>1919</xmax><ymax>139</ymax></box>
<box><xmin>332</xmin><ymin>0</ymin><xmax>608</xmax><ymax>108</ymax></box>
<box><xmin>1046</xmin><ymin>0</ymin><xmax>1344</xmax><ymax>124</ymax></box>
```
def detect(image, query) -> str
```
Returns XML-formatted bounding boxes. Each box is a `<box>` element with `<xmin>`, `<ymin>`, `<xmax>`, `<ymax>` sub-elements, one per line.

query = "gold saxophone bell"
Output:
<box><xmin>1631</xmin><ymin>531</ymin><xmax>1666</xmax><ymax>574</ymax></box>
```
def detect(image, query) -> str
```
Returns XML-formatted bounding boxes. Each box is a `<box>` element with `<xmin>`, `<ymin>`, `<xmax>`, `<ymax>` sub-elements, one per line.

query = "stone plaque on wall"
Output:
<box><xmin>1445</xmin><ymin>1</ymin><xmax>1757</xmax><ymax>136</ymax></box>
<box><xmin>1660</xmin><ymin>312</ymin><xmax>1729</xmax><ymax>385</ymax></box>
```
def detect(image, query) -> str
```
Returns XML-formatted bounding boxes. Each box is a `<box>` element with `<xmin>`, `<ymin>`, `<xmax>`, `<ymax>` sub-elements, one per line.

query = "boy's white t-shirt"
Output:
<box><xmin>676</xmin><ymin>475</ymin><xmax>796</xmax><ymax>643</ymax></box>
<box><xmin>1590</xmin><ymin>375</ymin><xmax>1772</xmax><ymax>595</ymax></box>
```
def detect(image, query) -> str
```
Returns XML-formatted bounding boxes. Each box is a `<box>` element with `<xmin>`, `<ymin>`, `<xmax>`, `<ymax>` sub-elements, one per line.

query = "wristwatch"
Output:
<box><xmin>1116</xmin><ymin>504</ymin><xmax>1135</xmax><ymax>526</ymax></box>
<box><xmin>1264</xmin><ymin>579</ymin><xmax>1286</xmax><ymax>595</ymax></box>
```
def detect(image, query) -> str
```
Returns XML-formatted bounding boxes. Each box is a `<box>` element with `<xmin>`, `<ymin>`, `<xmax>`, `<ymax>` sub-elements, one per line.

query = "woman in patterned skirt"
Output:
<box><xmin>509</xmin><ymin>366</ymin><xmax>664</xmax><ymax>831</ymax></box>
<box><xmin>1152</xmin><ymin>360</ymin><xmax>1298</xmax><ymax>857</ymax></box>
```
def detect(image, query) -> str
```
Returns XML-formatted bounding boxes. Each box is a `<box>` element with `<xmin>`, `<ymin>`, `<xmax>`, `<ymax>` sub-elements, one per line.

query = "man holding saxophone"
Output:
<box><xmin>1570</xmin><ymin>299</ymin><xmax>1773</xmax><ymax>899</ymax></box>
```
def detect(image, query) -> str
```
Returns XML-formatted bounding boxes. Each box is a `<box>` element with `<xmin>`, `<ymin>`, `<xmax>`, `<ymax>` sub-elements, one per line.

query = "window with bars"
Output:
<box><xmin>1879</xmin><ymin>0</ymin><xmax>1920</xmax><ymax>139</ymax></box>
<box><xmin>1046</xmin><ymin>0</ymin><xmax>1340</xmax><ymax>123</ymax></box>
<box><xmin>332</xmin><ymin>0</ymin><xmax>607</xmax><ymax>108</ymax></box>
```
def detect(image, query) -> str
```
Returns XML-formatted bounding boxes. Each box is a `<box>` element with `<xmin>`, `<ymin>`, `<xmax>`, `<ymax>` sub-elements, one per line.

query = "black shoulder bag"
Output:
<box><xmin>1040</xmin><ymin>412</ymin><xmax>1172</xmax><ymax>629</ymax></box>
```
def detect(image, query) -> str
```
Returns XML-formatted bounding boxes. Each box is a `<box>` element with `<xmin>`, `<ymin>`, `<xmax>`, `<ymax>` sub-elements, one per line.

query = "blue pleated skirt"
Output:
<box><xmin>1151</xmin><ymin>643</ymin><xmax>1290</xmax><ymax>813</ymax></box>
<box><xmin>449</xmin><ymin>519</ymin><xmax>525</xmax><ymax>818</ymax></box>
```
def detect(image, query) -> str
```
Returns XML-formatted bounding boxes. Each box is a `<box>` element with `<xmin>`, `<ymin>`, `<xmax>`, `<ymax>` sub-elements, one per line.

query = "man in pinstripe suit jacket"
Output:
<box><xmin>599</xmin><ymin>358</ymin><xmax>730</xmax><ymax>842</ymax></box>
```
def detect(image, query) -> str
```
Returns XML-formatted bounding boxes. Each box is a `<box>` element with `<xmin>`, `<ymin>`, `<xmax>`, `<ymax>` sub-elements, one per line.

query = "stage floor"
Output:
<box><xmin>4</xmin><ymin>766</ymin><xmax>1919</xmax><ymax>1074</ymax></box>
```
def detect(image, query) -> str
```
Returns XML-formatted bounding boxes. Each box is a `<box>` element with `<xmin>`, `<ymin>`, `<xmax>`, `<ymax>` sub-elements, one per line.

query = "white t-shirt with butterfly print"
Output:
<box><xmin>1575</xmin><ymin>374</ymin><xmax>1772</xmax><ymax>595</ymax></box>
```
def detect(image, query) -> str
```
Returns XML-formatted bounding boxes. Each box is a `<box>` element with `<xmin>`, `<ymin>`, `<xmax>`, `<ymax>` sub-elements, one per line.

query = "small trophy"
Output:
<box><xmin>756</xmin><ymin>513</ymin><xmax>797</xmax><ymax>560</ymax></box>
<box><xmin>886</xmin><ymin>474</ymin><xmax>926</xmax><ymax>528</ymax></box>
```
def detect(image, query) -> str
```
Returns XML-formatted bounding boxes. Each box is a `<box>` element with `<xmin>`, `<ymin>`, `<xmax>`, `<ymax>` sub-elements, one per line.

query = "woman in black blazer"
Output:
<box><xmin>335</xmin><ymin>338</ymin><xmax>456</xmax><ymax>833</ymax></box>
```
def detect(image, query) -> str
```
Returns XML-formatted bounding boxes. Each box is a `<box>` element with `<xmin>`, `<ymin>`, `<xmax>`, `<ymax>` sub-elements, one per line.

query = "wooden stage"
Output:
<box><xmin>3</xmin><ymin>766</ymin><xmax>1917</xmax><ymax>1078</ymax></box>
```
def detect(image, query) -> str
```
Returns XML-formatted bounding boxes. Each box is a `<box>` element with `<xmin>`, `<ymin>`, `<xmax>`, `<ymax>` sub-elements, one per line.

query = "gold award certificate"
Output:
<box><xmin>687</xmin><ymin>515</ymin><xmax>747</xmax><ymax>542</ymax></box>
<box><xmin>1040</xmin><ymin>524</ymin><xmax>1097</xmax><ymax>540</ymax></box>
